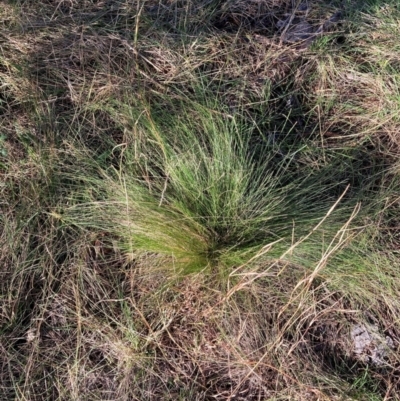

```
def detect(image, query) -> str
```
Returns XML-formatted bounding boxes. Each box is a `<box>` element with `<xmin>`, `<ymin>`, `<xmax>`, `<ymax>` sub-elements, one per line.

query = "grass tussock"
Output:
<box><xmin>2</xmin><ymin>0</ymin><xmax>400</xmax><ymax>400</ymax></box>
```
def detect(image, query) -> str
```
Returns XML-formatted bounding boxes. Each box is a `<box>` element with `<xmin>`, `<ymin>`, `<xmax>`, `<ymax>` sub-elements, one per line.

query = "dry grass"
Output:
<box><xmin>2</xmin><ymin>1</ymin><xmax>400</xmax><ymax>400</ymax></box>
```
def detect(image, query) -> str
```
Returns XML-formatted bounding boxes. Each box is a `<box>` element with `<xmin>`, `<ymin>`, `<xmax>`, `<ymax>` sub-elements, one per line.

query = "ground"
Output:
<box><xmin>1</xmin><ymin>1</ymin><xmax>400</xmax><ymax>400</ymax></box>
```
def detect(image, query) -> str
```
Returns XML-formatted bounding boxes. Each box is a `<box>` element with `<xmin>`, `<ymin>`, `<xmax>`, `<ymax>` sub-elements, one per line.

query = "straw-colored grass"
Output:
<box><xmin>1</xmin><ymin>1</ymin><xmax>400</xmax><ymax>400</ymax></box>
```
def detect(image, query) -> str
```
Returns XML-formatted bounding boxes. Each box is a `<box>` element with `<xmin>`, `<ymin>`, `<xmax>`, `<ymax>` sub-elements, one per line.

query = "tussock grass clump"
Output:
<box><xmin>2</xmin><ymin>0</ymin><xmax>400</xmax><ymax>400</ymax></box>
<box><xmin>63</xmin><ymin>93</ymin><xmax>378</xmax><ymax>275</ymax></box>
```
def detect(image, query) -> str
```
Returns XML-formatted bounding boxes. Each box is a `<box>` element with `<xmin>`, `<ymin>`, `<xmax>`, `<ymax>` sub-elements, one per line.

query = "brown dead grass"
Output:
<box><xmin>2</xmin><ymin>1</ymin><xmax>400</xmax><ymax>400</ymax></box>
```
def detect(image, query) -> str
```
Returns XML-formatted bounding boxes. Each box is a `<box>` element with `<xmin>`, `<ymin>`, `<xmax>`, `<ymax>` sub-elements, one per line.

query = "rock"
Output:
<box><xmin>351</xmin><ymin>323</ymin><xmax>395</xmax><ymax>366</ymax></box>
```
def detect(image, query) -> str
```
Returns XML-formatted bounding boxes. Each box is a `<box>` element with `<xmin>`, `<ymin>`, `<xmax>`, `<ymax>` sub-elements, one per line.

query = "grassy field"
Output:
<box><xmin>1</xmin><ymin>0</ymin><xmax>400</xmax><ymax>400</ymax></box>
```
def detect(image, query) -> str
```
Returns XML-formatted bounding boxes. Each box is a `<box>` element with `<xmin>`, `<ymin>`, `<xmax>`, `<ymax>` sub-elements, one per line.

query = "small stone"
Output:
<box><xmin>351</xmin><ymin>324</ymin><xmax>394</xmax><ymax>366</ymax></box>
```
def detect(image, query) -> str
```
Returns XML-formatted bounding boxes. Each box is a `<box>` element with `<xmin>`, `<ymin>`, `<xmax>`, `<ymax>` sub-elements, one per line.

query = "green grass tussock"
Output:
<box><xmin>65</xmin><ymin>94</ymin><xmax>371</xmax><ymax>274</ymax></box>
